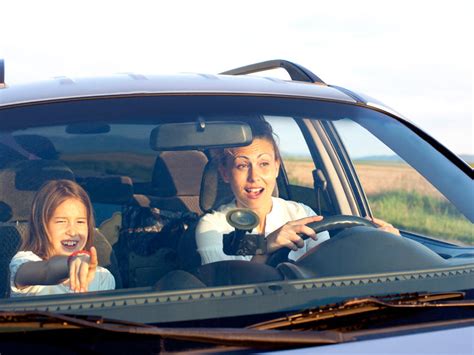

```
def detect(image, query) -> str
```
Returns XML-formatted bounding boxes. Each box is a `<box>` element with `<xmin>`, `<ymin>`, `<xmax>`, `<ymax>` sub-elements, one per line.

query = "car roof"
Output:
<box><xmin>0</xmin><ymin>59</ymin><xmax>405</xmax><ymax>119</ymax></box>
<box><xmin>0</xmin><ymin>72</ymin><xmax>358</xmax><ymax>107</ymax></box>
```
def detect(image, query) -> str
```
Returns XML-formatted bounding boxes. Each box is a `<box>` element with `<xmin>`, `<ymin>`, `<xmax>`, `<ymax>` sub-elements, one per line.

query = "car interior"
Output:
<box><xmin>0</xmin><ymin>116</ymin><xmax>461</xmax><ymax>297</ymax></box>
<box><xmin>0</xmin><ymin>122</ymin><xmax>287</xmax><ymax>294</ymax></box>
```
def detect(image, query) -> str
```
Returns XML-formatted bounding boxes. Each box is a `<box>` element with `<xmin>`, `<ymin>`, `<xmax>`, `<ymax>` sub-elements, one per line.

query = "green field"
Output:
<box><xmin>368</xmin><ymin>191</ymin><xmax>473</xmax><ymax>245</ymax></box>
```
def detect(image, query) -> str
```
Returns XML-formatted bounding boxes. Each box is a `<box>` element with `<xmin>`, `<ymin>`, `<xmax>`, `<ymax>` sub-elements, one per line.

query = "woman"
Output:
<box><xmin>196</xmin><ymin>119</ymin><xmax>399</xmax><ymax>265</ymax></box>
<box><xmin>9</xmin><ymin>179</ymin><xmax>115</xmax><ymax>297</ymax></box>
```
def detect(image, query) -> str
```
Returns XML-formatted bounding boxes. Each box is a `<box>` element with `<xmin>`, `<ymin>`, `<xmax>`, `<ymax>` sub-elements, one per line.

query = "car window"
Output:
<box><xmin>267</xmin><ymin>116</ymin><xmax>315</xmax><ymax>188</ymax></box>
<box><xmin>332</xmin><ymin>119</ymin><xmax>474</xmax><ymax>246</ymax></box>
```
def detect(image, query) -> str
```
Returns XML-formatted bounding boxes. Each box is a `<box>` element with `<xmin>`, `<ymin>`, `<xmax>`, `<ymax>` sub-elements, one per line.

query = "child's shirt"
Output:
<box><xmin>9</xmin><ymin>251</ymin><xmax>116</xmax><ymax>297</ymax></box>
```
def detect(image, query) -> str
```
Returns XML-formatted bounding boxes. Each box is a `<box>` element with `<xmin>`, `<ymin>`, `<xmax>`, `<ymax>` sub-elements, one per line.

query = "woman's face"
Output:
<box><xmin>47</xmin><ymin>197</ymin><xmax>89</xmax><ymax>257</ymax></box>
<box><xmin>220</xmin><ymin>138</ymin><xmax>280</xmax><ymax>212</ymax></box>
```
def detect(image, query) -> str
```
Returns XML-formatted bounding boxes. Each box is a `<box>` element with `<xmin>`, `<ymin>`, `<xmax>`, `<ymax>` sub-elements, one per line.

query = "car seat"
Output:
<box><xmin>116</xmin><ymin>151</ymin><xmax>207</xmax><ymax>288</ymax></box>
<box><xmin>0</xmin><ymin>224</ymin><xmax>23</xmax><ymax>297</ymax></box>
<box><xmin>0</xmin><ymin>160</ymin><xmax>75</xmax><ymax>222</ymax></box>
<box><xmin>176</xmin><ymin>158</ymin><xmax>234</xmax><ymax>271</ymax></box>
<box><xmin>150</xmin><ymin>150</ymin><xmax>208</xmax><ymax>213</ymax></box>
<box><xmin>80</xmin><ymin>175</ymin><xmax>134</xmax><ymax>248</ymax></box>
<box><xmin>78</xmin><ymin>175</ymin><xmax>135</xmax><ymax>290</ymax></box>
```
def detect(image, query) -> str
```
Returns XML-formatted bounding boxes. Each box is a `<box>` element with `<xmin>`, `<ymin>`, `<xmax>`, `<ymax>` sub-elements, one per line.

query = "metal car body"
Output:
<box><xmin>0</xmin><ymin>59</ymin><xmax>473</xmax><ymax>353</ymax></box>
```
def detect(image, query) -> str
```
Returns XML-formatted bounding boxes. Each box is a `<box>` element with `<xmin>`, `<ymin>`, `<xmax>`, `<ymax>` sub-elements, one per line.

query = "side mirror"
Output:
<box><xmin>223</xmin><ymin>209</ymin><xmax>267</xmax><ymax>255</ymax></box>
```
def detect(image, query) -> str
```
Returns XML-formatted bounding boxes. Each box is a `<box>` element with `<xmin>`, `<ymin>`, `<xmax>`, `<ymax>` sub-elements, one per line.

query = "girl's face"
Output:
<box><xmin>220</xmin><ymin>138</ymin><xmax>280</xmax><ymax>213</ymax></box>
<box><xmin>46</xmin><ymin>198</ymin><xmax>88</xmax><ymax>257</ymax></box>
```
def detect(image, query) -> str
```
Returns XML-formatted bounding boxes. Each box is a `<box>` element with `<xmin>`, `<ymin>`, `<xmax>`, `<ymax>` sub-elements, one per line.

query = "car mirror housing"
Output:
<box><xmin>149</xmin><ymin>120</ymin><xmax>253</xmax><ymax>151</ymax></box>
<box><xmin>65</xmin><ymin>122</ymin><xmax>111</xmax><ymax>134</ymax></box>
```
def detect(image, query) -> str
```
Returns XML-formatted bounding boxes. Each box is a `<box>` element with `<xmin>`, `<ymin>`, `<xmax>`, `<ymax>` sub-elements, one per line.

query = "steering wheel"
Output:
<box><xmin>265</xmin><ymin>215</ymin><xmax>377</xmax><ymax>267</ymax></box>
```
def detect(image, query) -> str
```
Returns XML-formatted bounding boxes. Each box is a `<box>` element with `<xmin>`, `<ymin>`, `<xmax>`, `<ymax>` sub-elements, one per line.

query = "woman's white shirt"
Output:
<box><xmin>196</xmin><ymin>197</ymin><xmax>330</xmax><ymax>265</ymax></box>
<box><xmin>9</xmin><ymin>251</ymin><xmax>116</xmax><ymax>297</ymax></box>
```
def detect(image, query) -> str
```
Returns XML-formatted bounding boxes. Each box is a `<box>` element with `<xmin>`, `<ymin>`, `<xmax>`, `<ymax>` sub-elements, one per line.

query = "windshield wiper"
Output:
<box><xmin>0</xmin><ymin>310</ymin><xmax>351</xmax><ymax>348</ymax></box>
<box><xmin>248</xmin><ymin>291</ymin><xmax>472</xmax><ymax>330</ymax></box>
<box><xmin>1</xmin><ymin>292</ymin><xmax>472</xmax><ymax>349</ymax></box>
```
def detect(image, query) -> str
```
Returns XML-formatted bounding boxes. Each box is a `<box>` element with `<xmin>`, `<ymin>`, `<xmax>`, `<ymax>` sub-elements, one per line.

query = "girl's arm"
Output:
<box><xmin>14</xmin><ymin>247</ymin><xmax>98</xmax><ymax>292</ymax></box>
<box><xmin>14</xmin><ymin>256</ymin><xmax>69</xmax><ymax>288</ymax></box>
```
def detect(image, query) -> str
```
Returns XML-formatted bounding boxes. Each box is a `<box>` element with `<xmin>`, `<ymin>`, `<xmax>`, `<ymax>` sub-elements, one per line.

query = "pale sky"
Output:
<box><xmin>1</xmin><ymin>0</ymin><xmax>472</xmax><ymax>155</ymax></box>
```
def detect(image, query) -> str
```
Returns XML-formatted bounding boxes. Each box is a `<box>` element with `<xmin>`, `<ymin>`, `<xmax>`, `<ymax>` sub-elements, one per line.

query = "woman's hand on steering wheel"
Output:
<box><xmin>265</xmin><ymin>215</ymin><xmax>377</xmax><ymax>267</ymax></box>
<box><xmin>369</xmin><ymin>217</ymin><xmax>400</xmax><ymax>236</ymax></box>
<box><xmin>266</xmin><ymin>215</ymin><xmax>323</xmax><ymax>254</ymax></box>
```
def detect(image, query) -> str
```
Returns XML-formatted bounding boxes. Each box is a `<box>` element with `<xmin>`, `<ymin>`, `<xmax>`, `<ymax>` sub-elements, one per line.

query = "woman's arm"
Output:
<box><xmin>249</xmin><ymin>215</ymin><xmax>323</xmax><ymax>264</ymax></box>
<box><xmin>265</xmin><ymin>215</ymin><xmax>322</xmax><ymax>253</ymax></box>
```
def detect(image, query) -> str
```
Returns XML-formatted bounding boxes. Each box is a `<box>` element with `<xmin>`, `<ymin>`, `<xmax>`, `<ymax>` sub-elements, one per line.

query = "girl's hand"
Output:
<box><xmin>266</xmin><ymin>215</ymin><xmax>323</xmax><ymax>254</ymax></box>
<box><xmin>68</xmin><ymin>247</ymin><xmax>98</xmax><ymax>292</ymax></box>
<box><xmin>370</xmin><ymin>217</ymin><xmax>400</xmax><ymax>236</ymax></box>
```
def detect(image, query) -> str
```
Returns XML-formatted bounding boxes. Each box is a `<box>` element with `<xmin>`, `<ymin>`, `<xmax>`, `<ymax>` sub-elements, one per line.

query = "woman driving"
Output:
<box><xmin>196</xmin><ymin>118</ymin><xmax>399</xmax><ymax>265</ymax></box>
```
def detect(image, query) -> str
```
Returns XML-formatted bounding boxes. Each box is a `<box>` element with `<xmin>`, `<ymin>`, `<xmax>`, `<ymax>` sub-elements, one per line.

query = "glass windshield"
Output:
<box><xmin>0</xmin><ymin>95</ymin><xmax>472</xmax><ymax>324</ymax></box>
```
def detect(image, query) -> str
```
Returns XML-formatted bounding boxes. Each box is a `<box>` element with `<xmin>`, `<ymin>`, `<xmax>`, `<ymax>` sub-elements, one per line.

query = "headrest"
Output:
<box><xmin>152</xmin><ymin>151</ymin><xmax>208</xmax><ymax>197</ymax></box>
<box><xmin>80</xmin><ymin>176</ymin><xmax>133</xmax><ymax>204</ymax></box>
<box><xmin>199</xmin><ymin>159</ymin><xmax>234</xmax><ymax>212</ymax></box>
<box><xmin>0</xmin><ymin>160</ymin><xmax>75</xmax><ymax>222</ymax></box>
<box><xmin>14</xmin><ymin>135</ymin><xmax>59</xmax><ymax>160</ymax></box>
<box><xmin>14</xmin><ymin>160</ymin><xmax>75</xmax><ymax>191</ymax></box>
<box><xmin>0</xmin><ymin>135</ymin><xmax>58</xmax><ymax>169</ymax></box>
<box><xmin>0</xmin><ymin>144</ymin><xmax>25</xmax><ymax>169</ymax></box>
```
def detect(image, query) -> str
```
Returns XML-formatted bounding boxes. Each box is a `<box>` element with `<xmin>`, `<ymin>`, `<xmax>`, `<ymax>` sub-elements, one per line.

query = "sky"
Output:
<box><xmin>1</xmin><ymin>0</ymin><xmax>472</xmax><ymax>155</ymax></box>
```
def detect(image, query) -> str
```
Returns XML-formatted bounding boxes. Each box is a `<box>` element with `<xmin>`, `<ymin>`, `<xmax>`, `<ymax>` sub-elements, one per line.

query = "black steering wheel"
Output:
<box><xmin>265</xmin><ymin>215</ymin><xmax>377</xmax><ymax>267</ymax></box>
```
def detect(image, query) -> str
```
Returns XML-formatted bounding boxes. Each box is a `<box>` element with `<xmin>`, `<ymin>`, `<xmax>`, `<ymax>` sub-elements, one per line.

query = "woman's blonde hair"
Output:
<box><xmin>22</xmin><ymin>179</ymin><xmax>95</xmax><ymax>259</ymax></box>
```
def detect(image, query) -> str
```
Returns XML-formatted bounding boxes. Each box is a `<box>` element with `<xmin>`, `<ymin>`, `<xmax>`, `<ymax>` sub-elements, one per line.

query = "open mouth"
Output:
<box><xmin>244</xmin><ymin>187</ymin><xmax>264</xmax><ymax>198</ymax></box>
<box><xmin>61</xmin><ymin>240</ymin><xmax>79</xmax><ymax>250</ymax></box>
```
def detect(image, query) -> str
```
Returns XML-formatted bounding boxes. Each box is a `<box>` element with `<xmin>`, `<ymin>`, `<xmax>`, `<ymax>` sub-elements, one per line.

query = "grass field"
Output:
<box><xmin>369</xmin><ymin>191</ymin><xmax>473</xmax><ymax>245</ymax></box>
<box><xmin>284</xmin><ymin>159</ymin><xmax>473</xmax><ymax>246</ymax></box>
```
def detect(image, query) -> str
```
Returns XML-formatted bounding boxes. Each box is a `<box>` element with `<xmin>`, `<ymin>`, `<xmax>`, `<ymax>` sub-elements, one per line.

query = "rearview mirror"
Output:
<box><xmin>65</xmin><ymin>122</ymin><xmax>111</xmax><ymax>134</ymax></box>
<box><xmin>150</xmin><ymin>120</ymin><xmax>253</xmax><ymax>151</ymax></box>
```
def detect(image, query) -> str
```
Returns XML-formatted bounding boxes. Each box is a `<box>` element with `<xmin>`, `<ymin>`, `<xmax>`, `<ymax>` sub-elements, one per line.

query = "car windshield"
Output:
<box><xmin>0</xmin><ymin>94</ymin><xmax>473</xmax><ymax>325</ymax></box>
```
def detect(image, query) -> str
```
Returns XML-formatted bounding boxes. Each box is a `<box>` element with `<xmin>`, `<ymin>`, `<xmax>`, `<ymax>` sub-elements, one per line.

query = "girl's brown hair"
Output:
<box><xmin>21</xmin><ymin>179</ymin><xmax>95</xmax><ymax>259</ymax></box>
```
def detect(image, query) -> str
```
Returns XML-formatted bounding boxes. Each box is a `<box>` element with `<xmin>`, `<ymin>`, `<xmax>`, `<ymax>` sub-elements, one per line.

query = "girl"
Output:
<box><xmin>9</xmin><ymin>179</ymin><xmax>115</xmax><ymax>297</ymax></box>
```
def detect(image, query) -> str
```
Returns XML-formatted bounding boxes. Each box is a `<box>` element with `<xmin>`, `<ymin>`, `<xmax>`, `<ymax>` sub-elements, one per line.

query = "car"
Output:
<box><xmin>0</xmin><ymin>58</ymin><xmax>473</xmax><ymax>353</ymax></box>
